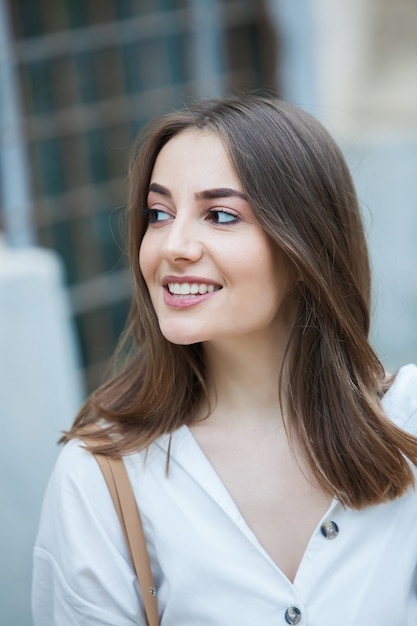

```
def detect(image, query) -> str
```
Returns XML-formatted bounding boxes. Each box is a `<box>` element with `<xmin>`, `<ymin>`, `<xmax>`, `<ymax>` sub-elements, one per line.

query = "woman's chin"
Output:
<box><xmin>159</xmin><ymin>323</ymin><xmax>206</xmax><ymax>346</ymax></box>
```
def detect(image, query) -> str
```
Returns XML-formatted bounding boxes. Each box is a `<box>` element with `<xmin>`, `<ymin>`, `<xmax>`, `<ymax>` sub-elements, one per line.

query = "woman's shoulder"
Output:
<box><xmin>382</xmin><ymin>363</ymin><xmax>417</xmax><ymax>434</ymax></box>
<box><xmin>43</xmin><ymin>430</ymin><xmax>173</xmax><ymax>509</ymax></box>
<box><xmin>36</xmin><ymin>438</ymin><xmax>125</xmax><ymax>545</ymax></box>
<box><xmin>48</xmin><ymin>437</ymin><xmax>127</xmax><ymax>495</ymax></box>
<box><xmin>46</xmin><ymin>436</ymin><xmax>153</xmax><ymax>497</ymax></box>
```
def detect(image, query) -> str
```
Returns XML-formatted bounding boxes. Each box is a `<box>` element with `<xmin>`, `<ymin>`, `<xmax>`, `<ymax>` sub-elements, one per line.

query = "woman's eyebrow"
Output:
<box><xmin>195</xmin><ymin>188</ymin><xmax>248</xmax><ymax>201</ymax></box>
<box><xmin>147</xmin><ymin>183</ymin><xmax>247</xmax><ymax>201</ymax></box>
<box><xmin>148</xmin><ymin>182</ymin><xmax>171</xmax><ymax>197</ymax></box>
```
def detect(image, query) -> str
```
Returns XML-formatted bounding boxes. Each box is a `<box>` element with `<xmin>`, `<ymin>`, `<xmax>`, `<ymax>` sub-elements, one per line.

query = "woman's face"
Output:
<box><xmin>139</xmin><ymin>128</ymin><xmax>293</xmax><ymax>348</ymax></box>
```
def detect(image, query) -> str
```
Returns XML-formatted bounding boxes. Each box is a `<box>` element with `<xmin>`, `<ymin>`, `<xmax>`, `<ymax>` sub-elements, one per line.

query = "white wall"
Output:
<box><xmin>0</xmin><ymin>241</ymin><xmax>83</xmax><ymax>625</ymax></box>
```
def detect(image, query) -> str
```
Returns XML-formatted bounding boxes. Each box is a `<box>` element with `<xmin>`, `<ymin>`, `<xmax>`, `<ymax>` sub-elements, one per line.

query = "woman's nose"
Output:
<box><xmin>160</xmin><ymin>216</ymin><xmax>203</xmax><ymax>264</ymax></box>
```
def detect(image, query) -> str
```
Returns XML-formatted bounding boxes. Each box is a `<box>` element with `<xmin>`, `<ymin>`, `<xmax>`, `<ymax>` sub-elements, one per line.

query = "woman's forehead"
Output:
<box><xmin>149</xmin><ymin>129</ymin><xmax>242</xmax><ymax>193</ymax></box>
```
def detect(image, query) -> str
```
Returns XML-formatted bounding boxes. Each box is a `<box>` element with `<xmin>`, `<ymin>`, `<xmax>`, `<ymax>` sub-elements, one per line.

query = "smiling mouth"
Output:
<box><xmin>167</xmin><ymin>282</ymin><xmax>222</xmax><ymax>296</ymax></box>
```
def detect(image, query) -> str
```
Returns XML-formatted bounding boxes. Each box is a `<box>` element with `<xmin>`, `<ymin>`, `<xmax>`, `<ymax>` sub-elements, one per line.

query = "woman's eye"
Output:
<box><xmin>207</xmin><ymin>209</ymin><xmax>239</xmax><ymax>224</ymax></box>
<box><xmin>145</xmin><ymin>208</ymin><xmax>171</xmax><ymax>223</ymax></box>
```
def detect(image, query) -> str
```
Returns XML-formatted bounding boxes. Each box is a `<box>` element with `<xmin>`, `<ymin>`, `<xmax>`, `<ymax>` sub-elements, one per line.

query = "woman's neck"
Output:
<box><xmin>200</xmin><ymin>335</ymin><xmax>288</xmax><ymax>429</ymax></box>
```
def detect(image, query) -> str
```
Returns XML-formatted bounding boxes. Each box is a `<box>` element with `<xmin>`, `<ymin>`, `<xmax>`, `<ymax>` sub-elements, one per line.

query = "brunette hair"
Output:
<box><xmin>64</xmin><ymin>95</ymin><xmax>417</xmax><ymax>508</ymax></box>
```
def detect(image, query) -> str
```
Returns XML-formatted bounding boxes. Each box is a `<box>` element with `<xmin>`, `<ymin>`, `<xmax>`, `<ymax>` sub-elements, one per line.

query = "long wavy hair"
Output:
<box><xmin>64</xmin><ymin>95</ymin><xmax>417</xmax><ymax>508</ymax></box>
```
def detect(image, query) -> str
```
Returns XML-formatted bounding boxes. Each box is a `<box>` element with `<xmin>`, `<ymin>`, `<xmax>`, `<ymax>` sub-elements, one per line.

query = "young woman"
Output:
<box><xmin>32</xmin><ymin>96</ymin><xmax>417</xmax><ymax>625</ymax></box>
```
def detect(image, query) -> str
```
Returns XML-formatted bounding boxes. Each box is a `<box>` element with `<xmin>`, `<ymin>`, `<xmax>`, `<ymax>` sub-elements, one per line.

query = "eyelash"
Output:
<box><xmin>143</xmin><ymin>208</ymin><xmax>240</xmax><ymax>225</ymax></box>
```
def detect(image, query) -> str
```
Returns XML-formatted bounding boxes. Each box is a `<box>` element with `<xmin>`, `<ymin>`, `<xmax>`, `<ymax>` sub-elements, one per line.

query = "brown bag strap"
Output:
<box><xmin>88</xmin><ymin>441</ymin><xmax>159</xmax><ymax>626</ymax></box>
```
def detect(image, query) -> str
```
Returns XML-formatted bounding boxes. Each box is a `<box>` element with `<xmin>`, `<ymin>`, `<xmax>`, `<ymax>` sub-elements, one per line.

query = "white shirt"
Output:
<box><xmin>32</xmin><ymin>364</ymin><xmax>417</xmax><ymax>625</ymax></box>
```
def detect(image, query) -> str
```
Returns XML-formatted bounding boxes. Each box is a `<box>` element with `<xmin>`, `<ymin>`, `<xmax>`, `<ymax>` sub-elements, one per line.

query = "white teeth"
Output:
<box><xmin>167</xmin><ymin>282</ymin><xmax>218</xmax><ymax>296</ymax></box>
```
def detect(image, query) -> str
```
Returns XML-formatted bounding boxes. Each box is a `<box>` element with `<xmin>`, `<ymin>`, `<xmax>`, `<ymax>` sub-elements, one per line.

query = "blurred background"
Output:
<box><xmin>1</xmin><ymin>0</ymin><xmax>416</xmax><ymax>623</ymax></box>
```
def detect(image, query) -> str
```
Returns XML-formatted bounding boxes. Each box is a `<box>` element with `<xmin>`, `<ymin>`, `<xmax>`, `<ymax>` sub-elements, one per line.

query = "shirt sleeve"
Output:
<box><xmin>382</xmin><ymin>364</ymin><xmax>417</xmax><ymax>435</ymax></box>
<box><xmin>32</xmin><ymin>439</ymin><xmax>147</xmax><ymax>626</ymax></box>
